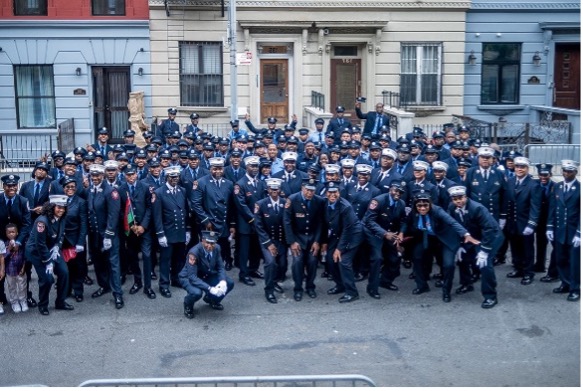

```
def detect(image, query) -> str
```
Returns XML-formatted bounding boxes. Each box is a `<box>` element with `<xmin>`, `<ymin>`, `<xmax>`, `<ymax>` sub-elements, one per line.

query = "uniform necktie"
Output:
<box><xmin>357</xmin><ymin>186</ymin><xmax>362</xmax><ymax>192</ymax></box>
<box><xmin>207</xmin><ymin>252</ymin><xmax>212</xmax><ymax>264</ymax></box>
<box><xmin>7</xmin><ymin>198</ymin><xmax>13</xmax><ymax>219</ymax></box>
<box><xmin>397</xmin><ymin>165</ymin><xmax>404</xmax><ymax>175</ymax></box>
<box><xmin>101</xmin><ymin>146</ymin><xmax>105</xmax><ymax>156</ymax></box>
<box><xmin>456</xmin><ymin>208</ymin><xmax>464</xmax><ymax>223</ymax></box>
<box><xmin>484</xmin><ymin>170</ymin><xmax>489</xmax><ymax>181</ymax></box>
<box><xmin>319</xmin><ymin>133</ymin><xmax>323</xmax><ymax>143</ymax></box>
<box><xmin>274</xmin><ymin>203</ymin><xmax>279</xmax><ymax>213</ymax></box>
<box><xmin>286</xmin><ymin>173</ymin><xmax>290</xmax><ymax>183</ymax></box>
<box><xmin>421</xmin><ymin>215</ymin><xmax>429</xmax><ymax>249</ymax></box>
<box><xmin>34</xmin><ymin>183</ymin><xmax>40</xmax><ymax>206</ymax></box>
<box><xmin>339</xmin><ymin>119</ymin><xmax>343</xmax><ymax>126</ymax></box>
<box><xmin>375</xmin><ymin>115</ymin><xmax>382</xmax><ymax>133</ymax></box>
<box><xmin>215</xmin><ymin>180</ymin><xmax>221</xmax><ymax>189</ymax></box>
<box><xmin>67</xmin><ymin>197</ymin><xmax>72</xmax><ymax>206</ymax></box>
<box><xmin>155</xmin><ymin>179</ymin><xmax>160</xmax><ymax>186</ymax></box>
<box><xmin>130</xmin><ymin>185</ymin><xmax>135</xmax><ymax>196</ymax></box>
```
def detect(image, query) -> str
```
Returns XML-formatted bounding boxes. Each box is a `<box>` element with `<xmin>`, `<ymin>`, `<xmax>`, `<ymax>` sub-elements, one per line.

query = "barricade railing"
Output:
<box><xmin>78</xmin><ymin>374</ymin><xmax>376</xmax><ymax>387</ymax></box>
<box><xmin>524</xmin><ymin>143</ymin><xmax>580</xmax><ymax>163</ymax></box>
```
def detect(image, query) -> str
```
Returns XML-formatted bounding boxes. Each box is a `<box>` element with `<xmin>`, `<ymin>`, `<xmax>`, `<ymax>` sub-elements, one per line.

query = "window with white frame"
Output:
<box><xmin>180</xmin><ymin>42</ymin><xmax>224</xmax><ymax>107</ymax></box>
<box><xmin>480</xmin><ymin>43</ymin><xmax>521</xmax><ymax>105</ymax></box>
<box><xmin>14</xmin><ymin>0</ymin><xmax>47</xmax><ymax>15</ymax></box>
<box><xmin>400</xmin><ymin>43</ymin><xmax>442</xmax><ymax>106</ymax></box>
<box><xmin>14</xmin><ymin>65</ymin><xmax>56</xmax><ymax>129</ymax></box>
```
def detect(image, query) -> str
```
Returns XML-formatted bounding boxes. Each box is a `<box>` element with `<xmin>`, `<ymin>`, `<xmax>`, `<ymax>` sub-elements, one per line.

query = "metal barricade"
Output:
<box><xmin>78</xmin><ymin>374</ymin><xmax>376</xmax><ymax>387</ymax></box>
<box><xmin>524</xmin><ymin>144</ymin><xmax>580</xmax><ymax>163</ymax></box>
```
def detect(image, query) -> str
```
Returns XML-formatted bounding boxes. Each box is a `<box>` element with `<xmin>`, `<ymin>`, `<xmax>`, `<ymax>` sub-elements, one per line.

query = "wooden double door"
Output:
<box><xmin>93</xmin><ymin>66</ymin><xmax>130</xmax><ymax>143</ymax></box>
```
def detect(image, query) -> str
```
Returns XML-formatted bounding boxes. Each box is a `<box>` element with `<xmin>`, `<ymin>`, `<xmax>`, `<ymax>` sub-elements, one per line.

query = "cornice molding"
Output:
<box><xmin>0</xmin><ymin>20</ymin><xmax>149</xmax><ymax>29</ymax></box>
<box><xmin>471</xmin><ymin>2</ymin><xmax>579</xmax><ymax>10</ymax></box>
<box><xmin>150</xmin><ymin>0</ymin><xmax>470</xmax><ymax>9</ymax></box>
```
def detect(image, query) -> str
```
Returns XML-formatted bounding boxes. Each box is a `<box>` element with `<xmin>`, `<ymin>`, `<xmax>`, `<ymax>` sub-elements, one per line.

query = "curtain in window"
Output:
<box><xmin>15</xmin><ymin>65</ymin><xmax>55</xmax><ymax>128</ymax></box>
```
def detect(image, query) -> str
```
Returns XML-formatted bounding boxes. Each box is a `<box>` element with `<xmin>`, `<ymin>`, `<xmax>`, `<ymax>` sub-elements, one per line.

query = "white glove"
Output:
<box><xmin>50</xmin><ymin>246</ymin><xmax>59</xmax><ymax>261</ymax></box>
<box><xmin>522</xmin><ymin>227</ymin><xmax>534</xmax><ymax>236</ymax></box>
<box><xmin>209</xmin><ymin>286</ymin><xmax>221</xmax><ymax>296</ymax></box>
<box><xmin>217</xmin><ymin>280</ymin><xmax>227</xmax><ymax>295</ymax></box>
<box><xmin>158</xmin><ymin>236</ymin><xmax>168</xmax><ymax>247</ymax></box>
<box><xmin>455</xmin><ymin>247</ymin><xmax>466</xmax><ymax>263</ymax></box>
<box><xmin>185</xmin><ymin>232</ymin><xmax>191</xmax><ymax>244</ymax></box>
<box><xmin>573</xmin><ymin>236</ymin><xmax>581</xmax><ymax>248</ymax></box>
<box><xmin>546</xmin><ymin>231</ymin><xmax>554</xmax><ymax>241</ymax></box>
<box><xmin>45</xmin><ymin>263</ymin><xmax>54</xmax><ymax>275</ymax></box>
<box><xmin>499</xmin><ymin>219</ymin><xmax>506</xmax><ymax>230</ymax></box>
<box><xmin>75</xmin><ymin>245</ymin><xmax>84</xmax><ymax>253</ymax></box>
<box><xmin>103</xmin><ymin>238</ymin><xmax>112</xmax><ymax>251</ymax></box>
<box><xmin>405</xmin><ymin>207</ymin><xmax>412</xmax><ymax>215</ymax></box>
<box><xmin>476</xmin><ymin>251</ymin><xmax>488</xmax><ymax>269</ymax></box>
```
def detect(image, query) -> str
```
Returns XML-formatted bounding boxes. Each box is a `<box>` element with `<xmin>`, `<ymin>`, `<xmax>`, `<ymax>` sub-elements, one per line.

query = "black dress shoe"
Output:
<box><xmin>380</xmin><ymin>282</ymin><xmax>399</xmax><ymax>291</ymax></box>
<box><xmin>506</xmin><ymin>270</ymin><xmax>523</xmax><ymax>278</ymax></box>
<box><xmin>129</xmin><ymin>283</ymin><xmax>143</xmax><ymax>295</ymax></box>
<box><xmin>354</xmin><ymin>273</ymin><xmax>368</xmax><ymax>282</ymax></box>
<box><xmin>266</xmin><ymin>293</ymin><xmax>277</xmax><ymax>304</ymax></box>
<box><xmin>481</xmin><ymin>298</ymin><xmax>498</xmax><ymax>309</ymax></box>
<box><xmin>184</xmin><ymin>304</ymin><xmax>195</xmax><ymax>319</ymax></box>
<box><xmin>553</xmin><ymin>284</ymin><xmax>570</xmax><ymax>294</ymax></box>
<box><xmin>540</xmin><ymin>275</ymin><xmax>559</xmax><ymax>283</ymax></box>
<box><xmin>442</xmin><ymin>294</ymin><xmax>451</xmax><ymax>303</ymax></box>
<box><xmin>434</xmin><ymin>279</ymin><xmax>444</xmax><ymax>288</ymax></box>
<box><xmin>74</xmin><ymin>295</ymin><xmax>84</xmax><ymax>303</ymax></box>
<box><xmin>306</xmin><ymin>289</ymin><xmax>317</xmax><ymax>298</ymax></box>
<box><xmin>114</xmin><ymin>296</ymin><xmax>124</xmax><ymax>309</ymax></box>
<box><xmin>321</xmin><ymin>271</ymin><xmax>330</xmax><ymax>278</ymax></box>
<box><xmin>367</xmin><ymin>290</ymin><xmax>381</xmax><ymax>300</ymax></box>
<box><xmin>408</xmin><ymin>272</ymin><xmax>415</xmax><ymax>280</ymax></box>
<box><xmin>91</xmin><ymin>287</ymin><xmax>111</xmax><ymax>298</ymax></box>
<box><xmin>273</xmin><ymin>283</ymin><xmax>284</xmax><ymax>293</ymax></box>
<box><xmin>294</xmin><ymin>291</ymin><xmax>303</xmax><ymax>301</ymax></box>
<box><xmin>455</xmin><ymin>285</ymin><xmax>474</xmax><ymax>294</ymax></box>
<box><xmin>471</xmin><ymin>274</ymin><xmax>481</xmax><ymax>283</ymax></box>
<box><xmin>402</xmin><ymin>260</ymin><xmax>412</xmax><ymax>269</ymax></box>
<box><xmin>338</xmin><ymin>294</ymin><xmax>359</xmax><ymax>303</ymax></box>
<box><xmin>84</xmin><ymin>276</ymin><xmax>94</xmax><ymax>286</ymax></box>
<box><xmin>55</xmin><ymin>302</ymin><xmax>74</xmax><ymax>311</ymax></box>
<box><xmin>520</xmin><ymin>275</ymin><xmax>534</xmax><ymax>285</ymax></box>
<box><xmin>209</xmin><ymin>302</ymin><xmax>224</xmax><ymax>310</ymax></box>
<box><xmin>412</xmin><ymin>287</ymin><xmax>430</xmax><ymax>295</ymax></box>
<box><xmin>239</xmin><ymin>277</ymin><xmax>256</xmax><ymax>286</ymax></box>
<box><xmin>432</xmin><ymin>273</ymin><xmax>443</xmax><ymax>280</ymax></box>
<box><xmin>249</xmin><ymin>270</ymin><xmax>264</xmax><ymax>279</ymax></box>
<box><xmin>39</xmin><ymin>307</ymin><xmax>49</xmax><ymax>316</ymax></box>
<box><xmin>327</xmin><ymin>286</ymin><xmax>344</xmax><ymax>295</ymax></box>
<box><xmin>27</xmin><ymin>297</ymin><xmax>38</xmax><ymax>308</ymax></box>
<box><xmin>225</xmin><ymin>262</ymin><xmax>233</xmax><ymax>271</ymax></box>
<box><xmin>160</xmin><ymin>288</ymin><xmax>172</xmax><ymax>298</ymax></box>
<box><xmin>567</xmin><ymin>292</ymin><xmax>580</xmax><ymax>302</ymax></box>
<box><xmin>151</xmin><ymin>271</ymin><xmax>158</xmax><ymax>280</ymax></box>
<box><xmin>327</xmin><ymin>274</ymin><xmax>334</xmax><ymax>281</ymax></box>
<box><xmin>144</xmin><ymin>288</ymin><xmax>157</xmax><ymax>299</ymax></box>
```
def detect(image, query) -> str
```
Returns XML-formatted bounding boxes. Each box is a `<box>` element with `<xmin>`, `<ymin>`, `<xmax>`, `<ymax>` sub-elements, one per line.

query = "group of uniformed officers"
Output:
<box><xmin>0</xmin><ymin>104</ymin><xmax>579</xmax><ymax>318</ymax></box>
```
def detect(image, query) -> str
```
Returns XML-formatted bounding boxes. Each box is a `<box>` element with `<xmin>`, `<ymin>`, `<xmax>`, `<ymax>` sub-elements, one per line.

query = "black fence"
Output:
<box><xmin>311</xmin><ymin>90</ymin><xmax>325</xmax><ymax>111</ymax></box>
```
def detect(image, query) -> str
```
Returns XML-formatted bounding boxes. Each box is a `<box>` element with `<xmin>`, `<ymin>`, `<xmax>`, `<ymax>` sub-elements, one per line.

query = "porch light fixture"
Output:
<box><xmin>75</xmin><ymin>67</ymin><xmax>82</xmax><ymax>76</ymax></box>
<box><xmin>138</xmin><ymin>67</ymin><xmax>144</xmax><ymax>76</ymax></box>
<box><xmin>468</xmin><ymin>51</ymin><xmax>477</xmax><ymax>66</ymax></box>
<box><xmin>532</xmin><ymin>51</ymin><xmax>542</xmax><ymax>67</ymax></box>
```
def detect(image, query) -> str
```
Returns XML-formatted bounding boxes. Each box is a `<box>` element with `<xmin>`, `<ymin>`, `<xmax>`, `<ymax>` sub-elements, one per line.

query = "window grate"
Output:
<box><xmin>180</xmin><ymin>41</ymin><xmax>224</xmax><ymax>107</ymax></box>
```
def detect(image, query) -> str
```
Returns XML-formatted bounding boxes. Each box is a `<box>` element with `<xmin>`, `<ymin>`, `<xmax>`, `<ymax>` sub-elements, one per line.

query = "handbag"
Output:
<box><xmin>62</xmin><ymin>247</ymin><xmax>77</xmax><ymax>263</ymax></box>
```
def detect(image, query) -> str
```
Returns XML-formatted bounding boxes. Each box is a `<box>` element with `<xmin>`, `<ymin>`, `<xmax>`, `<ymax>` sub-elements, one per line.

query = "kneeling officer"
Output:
<box><xmin>179</xmin><ymin>231</ymin><xmax>234</xmax><ymax>318</ymax></box>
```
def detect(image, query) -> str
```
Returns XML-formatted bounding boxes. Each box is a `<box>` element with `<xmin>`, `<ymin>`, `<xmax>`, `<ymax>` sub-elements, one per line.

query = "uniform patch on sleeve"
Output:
<box><xmin>285</xmin><ymin>199</ymin><xmax>291</xmax><ymax>209</ymax></box>
<box><xmin>151</xmin><ymin>193</ymin><xmax>156</xmax><ymax>203</ymax></box>
<box><xmin>254</xmin><ymin>203</ymin><xmax>260</xmax><ymax>214</ymax></box>
<box><xmin>188</xmin><ymin>253</ymin><xmax>196</xmax><ymax>265</ymax></box>
<box><xmin>234</xmin><ymin>185</ymin><xmax>240</xmax><ymax>195</ymax></box>
<box><xmin>36</xmin><ymin>222</ymin><xmax>45</xmax><ymax>233</ymax></box>
<box><xmin>193</xmin><ymin>181</ymin><xmax>198</xmax><ymax>190</ymax></box>
<box><xmin>369</xmin><ymin>200</ymin><xmax>378</xmax><ymax>210</ymax></box>
<box><xmin>111</xmin><ymin>190</ymin><xmax>119</xmax><ymax>200</ymax></box>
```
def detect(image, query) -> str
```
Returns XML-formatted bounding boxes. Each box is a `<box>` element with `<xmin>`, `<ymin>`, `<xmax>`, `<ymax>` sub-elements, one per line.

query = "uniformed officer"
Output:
<box><xmin>60</xmin><ymin>177</ymin><xmax>88</xmax><ymax>303</ymax></box>
<box><xmin>0</xmin><ymin>174</ymin><xmax>33</xmax><ymax>308</ymax></box>
<box><xmin>272</xmin><ymin>151</ymin><xmax>309</xmax><ymax>197</ymax></box>
<box><xmin>371</xmin><ymin>148</ymin><xmax>402</xmax><ymax>193</ymax></box>
<box><xmin>49</xmin><ymin>150</ymin><xmax>66</xmax><ymax>181</ymax></box>
<box><xmin>399</xmin><ymin>191</ymin><xmax>478</xmax><ymax>302</ymax></box>
<box><xmin>362</xmin><ymin>180</ymin><xmax>407</xmax><ymax>298</ymax></box>
<box><xmin>447</xmin><ymin>186</ymin><xmax>503</xmax><ymax>309</ymax></box>
<box><xmin>90</xmin><ymin>127</ymin><xmax>113</xmax><ymax>157</ymax></box>
<box><xmin>326</xmin><ymin>106</ymin><xmax>352</xmax><ymax>142</ymax></box>
<box><xmin>534</xmin><ymin>163</ymin><xmax>557</xmax><ymax>281</ymax></box>
<box><xmin>20</xmin><ymin>162</ymin><xmax>51</xmax><ymax>222</ymax></box>
<box><xmin>190</xmin><ymin>157</ymin><xmax>236</xmax><ymax>271</ymax></box>
<box><xmin>186</xmin><ymin>112</ymin><xmax>202</xmax><ymax>135</ymax></box>
<box><xmin>178</xmin><ymin>231</ymin><xmax>234</xmax><ymax>318</ymax></box>
<box><xmin>283</xmin><ymin>178</ymin><xmax>325</xmax><ymax>301</ymax></box>
<box><xmin>119</xmin><ymin>165</ymin><xmax>156</xmax><ymax>299</ymax></box>
<box><xmin>25</xmin><ymin>194</ymin><xmax>73</xmax><ymax>315</ymax></box>
<box><xmin>227</xmin><ymin>119</ymin><xmax>248</xmax><ymax>140</ymax></box>
<box><xmin>85</xmin><ymin>164</ymin><xmax>124</xmax><ymax>309</ymax></box>
<box><xmin>547</xmin><ymin>160</ymin><xmax>581</xmax><ymax>301</ymax></box>
<box><xmin>157</xmin><ymin>107</ymin><xmax>180</xmax><ymax>139</ymax></box>
<box><xmin>504</xmin><ymin>157</ymin><xmax>541</xmax><ymax>285</ymax></box>
<box><xmin>322</xmin><ymin>181</ymin><xmax>363</xmax><ymax>303</ymax></box>
<box><xmin>406</xmin><ymin>160</ymin><xmax>439</xmax><ymax>207</ymax></box>
<box><xmin>432</xmin><ymin>161</ymin><xmax>457</xmax><ymax>209</ymax></box>
<box><xmin>254</xmin><ymin>178</ymin><xmax>287</xmax><ymax>303</ymax></box>
<box><xmin>152</xmin><ymin>166</ymin><xmax>190</xmax><ymax>298</ymax></box>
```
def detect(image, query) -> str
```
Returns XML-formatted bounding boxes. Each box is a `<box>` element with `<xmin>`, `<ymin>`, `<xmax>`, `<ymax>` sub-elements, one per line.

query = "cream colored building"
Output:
<box><xmin>148</xmin><ymin>0</ymin><xmax>469</xmax><ymax>133</ymax></box>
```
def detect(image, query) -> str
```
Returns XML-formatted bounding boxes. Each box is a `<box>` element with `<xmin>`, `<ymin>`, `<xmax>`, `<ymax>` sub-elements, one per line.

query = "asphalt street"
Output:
<box><xmin>0</xmin><ymin>260</ymin><xmax>579</xmax><ymax>387</ymax></box>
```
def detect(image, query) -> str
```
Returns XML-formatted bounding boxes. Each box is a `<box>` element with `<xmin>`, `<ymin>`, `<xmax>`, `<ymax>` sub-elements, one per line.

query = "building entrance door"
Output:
<box><xmin>93</xmin><ymin>66</ymin><xmax>130</xmax><ymax>143</ymax></box>
<box><xmin>331</xmin><ymin>58</ymin><xmax>361</xmax><ymax>125</ymax></box>
<box><xmin>260</xmin><ymin>59</ymin><xmax>289</xmax><ymax>123</ymax></box>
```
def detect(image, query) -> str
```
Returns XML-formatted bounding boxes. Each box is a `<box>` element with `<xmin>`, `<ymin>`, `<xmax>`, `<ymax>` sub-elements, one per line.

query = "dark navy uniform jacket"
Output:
<box><xmin>464</xmin><ymin>166</ymin><xmax>508</xmax><ymax>220</ymax></box>
<box><xmin>505</xmin><ymin>175</ymin><xmax>541</xmax><ymax>235</ymax></box>
<box><xmin>535</xmin><ymin>179</ymin><xmax>555</xmax><ymax>230</ymax></box>
<box><xmin>118</xmin><ymin>181</ymin><xmax>152</xmax><ymax>232</ymax></box>
<box><xmin>63</xmin><ymin>195</ymin><xmax>88</xmax><ymax>248</ymax></box>
<box><xmin>341</xmin><ymin>182</ymin><xmax>381</xmax><ymax>220</ymax></box>
<box><xmin>394</xmin><ymin>161</ymin><xmax>415</xmax><ymax>183</ymax></box>
<box><xmin>433</xmin><ymin>178</ymin><xmax>457</xmax><ymax>209</ymax></box>
<box><xmin>25</xmin><ymin>215</ymin><xmax>65</xmax><ymax>264</ymax></box>
<box><xmin>190</xmin><ymin>175</ymin><xmax>235</xmax><ymax>237</ymax></box>
<box><xmin>254</xmin><ymin>197</ymin><xmax>286</xmax><ymax>248</ymax></box>
<box><xmin>403</xmin><ymin>205</ymin><xmax>468</xmax><ymax>253</ymax></box>
<box><xmin>49</xmin><ymin>175</ymin><xmax>85</xmax><ymax>198</ymax></box>
<box><xmin>223</xmin><ymin>165</ymin><xmax>246</xmax><ymax>184</ymax></box>
<box><xmin>362</xmin><ymin>193</ymin><xmax>407</xmax><ymax>244</ymax></box>
<box><xmin>19</xmin><ymin>179</ymin><xmax>50</xmax><ymax>213</ymax></box>
<box><xmin>448</xmin><ymin>198</ymin><xmax>502</xmax><ymax>254</ymax></box>
<box><xmin>180</xmin><ymin>166</ymin><xmax>210</xmax><ymax>202</ymax></box>
<box><xmin>547</xmin><ymin>179</ymin><xmax>580</xmax><ymax>245</ymax></box>
<box><xmin>85</xmin><ymin>181</ymin><xmax>120</xmax><ymax>240</ymax></box>
<box><xmin>91</xmin><ymin>143</ymin><xmax>113</xmax><ymax>156</ymax></box>
<box><xmin>322</xmin><ymin>198</ymin><xmax>363</xmax><ymax>252</ymax></box>
<box><xmin>326</xmin><ymin>118</ymin><xmax>352</xmax><ymax>142</ymax></box>
<box><xmin>405</xmin><ymin>179</ymin><xmax>439</xmax><ymax>207</ymax></box>
<box><xmin>272</xmin><ymin>170</ymin><xmax>308</xmax><ymax>198</ymax></box>
<box><xmin>140</xmin><ymin>174</ymin><xmax>164</xmax><ymax>194</ymax></box>
<box><xmin>156</xmin><ymin>118</ymin><xmax>180</xmax><ymax>139</ymax></box>
<box><xmin>355</xmin><ymin>108</ymin><xmax>390</xmax><ymax>136</ymax></box>
<box><xmin>283</xmin><ymin>192</ymin><xmax>325</xmax><ymax>250</ymax></box>
<box><xmin>297</xmin><ymin>154</ymin><xmax>318</xmax><ymax>173</ymax></box>
<box><xmin>234</xmin><ymin>175</ymin><xmax>267</xmax><ymax>235</ymax></box>
<box><xmin>152</xmin><ymin>183</ymin><xmax>189</xmax><ymax>244</ymax></box>
<box><xmin>0</xmin><ymin>194</ymin><xmax>31</xmax><ymax>244</ymax></box>
<box><xmin>179</xmin><ymin>243</ymin><xmax>227</xmax><ymax>292</ymax></box>
<box><xmin>371</xmin><ymin>167</ymin><xmax>404</xmax><ymax>194</ymax></box>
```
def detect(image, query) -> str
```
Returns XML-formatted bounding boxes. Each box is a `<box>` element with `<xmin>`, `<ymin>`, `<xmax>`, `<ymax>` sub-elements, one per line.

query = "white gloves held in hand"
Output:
<box><xmin>499</xmin><ymin>219</ymin><xmax>506</xmax><ymax>230</ymax></box>
<box><xmin>75</xmin><ymin>245</ymin><xmax>84</xmax><ymax>253</ymax></box>
<box><xmin>476</xmin><ymin>251</ymin><xmax>488</xmax><ymax>269</ymax></box>
<box><xmin>158</xmin><ymin>236</ymin><xmax>168</xmax><ymax>247</ymax></box>
<box><xmin>522</xmin><ymin>227</ymin><xmax>534</xmax><ymax>236</ymax></box>
<box><xmin>45</xmin><ymin>263</ymin><xmax>54</xmax><ymax>275</ymax></box>
<box><xmin>103</xmin><ymin>238</ymin><xmax>112</xmax><ymax>251</ymax></box>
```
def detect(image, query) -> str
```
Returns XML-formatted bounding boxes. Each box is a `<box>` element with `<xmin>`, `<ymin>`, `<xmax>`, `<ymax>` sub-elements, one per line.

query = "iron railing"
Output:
<box><xmin>0</xmin><ymin>133</ymin><xmax>57</xmax><ymax>170</ymax></box>
<box><xmin>382</xmin><ymin>90</ymin><xmax>401</xmax><ymax>109</ymax></box>
<box><xmin>311</xmin><ymin>90</ymin><xmax>325</xmax><ymax>111</ymax></box>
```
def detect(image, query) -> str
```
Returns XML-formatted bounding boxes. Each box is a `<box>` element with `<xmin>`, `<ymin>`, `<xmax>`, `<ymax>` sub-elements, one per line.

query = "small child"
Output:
<box><xmin>4</xmin><ymin>224</ymin><xmax>27</xmax><ymax>313</ymax></box>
